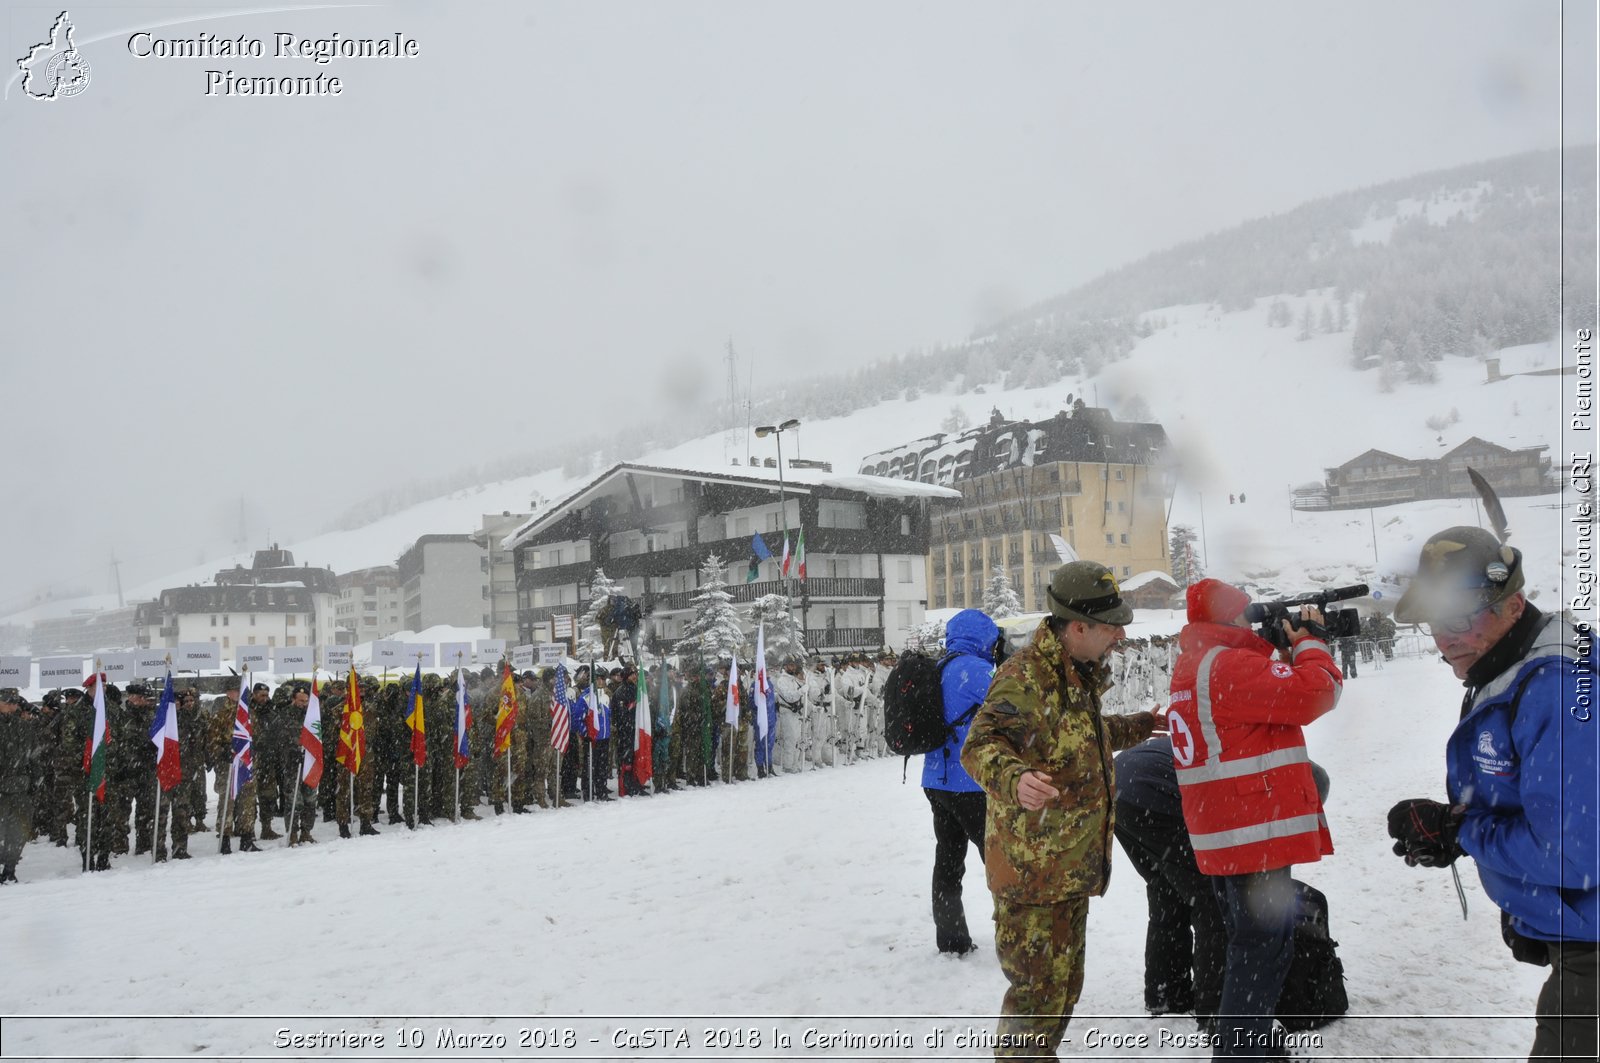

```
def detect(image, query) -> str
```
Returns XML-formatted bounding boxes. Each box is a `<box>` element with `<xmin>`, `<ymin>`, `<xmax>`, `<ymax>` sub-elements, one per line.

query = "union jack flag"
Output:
<box><xmin>231</xmin><ymin>682</ymin><xmax>254</xmax><ymax>800</ymax></box>
<box><xmin>550</xmin><ymin>663</ymin><xmax>571</xmax><ymax>754</ymax></box>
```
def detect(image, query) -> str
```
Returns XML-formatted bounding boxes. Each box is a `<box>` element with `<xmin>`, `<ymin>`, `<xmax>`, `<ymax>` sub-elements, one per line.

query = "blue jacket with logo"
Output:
<box><xmin>1447</xmin><ymin>612</ymin><xmax>1598</xmax><ymax>942</ymax></box>
<box><xmin>923</xmin><ymin>609</ymin><xmax>999</xmax><ymax>792</ymax></box>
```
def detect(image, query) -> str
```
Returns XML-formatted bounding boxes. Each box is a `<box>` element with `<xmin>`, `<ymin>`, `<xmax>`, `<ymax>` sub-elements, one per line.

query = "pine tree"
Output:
<box><xmin>575</xmin><ymin>566</ymin><xmax>625</xmax><ymax>659</ymax></box>
<box><xmin>1169</xmin><ymin>525</ymin><xmax>1203</xmax><ymax>588</ymax></box>
<box><xmin>982</xmin><ymin>566</ymin><xmax>1023</xmax><ymax>619</ymax></box>
<box><xmin>748</xmin><ymin>593</ymin><xmax>807</xmax><ymax>662</ymax></box>
<box><xmin>1297</xmin><ymin>305</ymin><xmax>1314</xmax><ymax>341</ymax></box>
<box><xmin>676</xmin><ymin>554</ymin><xmax>745</xmax><ymax>664</ymax></box>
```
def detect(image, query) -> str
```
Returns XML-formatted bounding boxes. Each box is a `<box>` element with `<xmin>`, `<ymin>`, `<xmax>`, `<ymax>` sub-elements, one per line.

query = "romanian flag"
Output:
<box><xmin>631</xmin><ymin>667</ymin><xmax>653</xmax><ymax>789</ymax></box>
<box><xmin>299</xmin><ymin>676</ymin><xmax>323</xmax><ymax>788</ymax></box>
<box><xmin>406</xmin><ymin>665</ymin><xmax>426</xmax><ymax>767</ymax></box>
<box><xmin>493</xmin><ymin>663</ymin><xmax>518</xmax><ymax>757</ymax></box>
<box><xmin>454</xmin><ymin>669</ymin><xmax>471</xmax><ymax>770</ymax></box>
<box><xmin>149</xmin><ymin>670</ymin><xmax>182</xmax><ymax>792</ymax></box>
<box><xmin>84</xmin><ymin>672</ymin><xmax>109</xmax><ymax>803</ymax></box>
<box><xmin>338</xmin><ymin>668</ymin><xmax>365</xmax><ymax>777</ymax></box>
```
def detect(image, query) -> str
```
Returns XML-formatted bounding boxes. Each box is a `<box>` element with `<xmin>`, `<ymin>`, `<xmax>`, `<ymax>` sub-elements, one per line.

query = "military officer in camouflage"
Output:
<box><xmin>961</xmin><ymin>561</ymin><xmax>1160</xmax><ymax>1061</ymax></box>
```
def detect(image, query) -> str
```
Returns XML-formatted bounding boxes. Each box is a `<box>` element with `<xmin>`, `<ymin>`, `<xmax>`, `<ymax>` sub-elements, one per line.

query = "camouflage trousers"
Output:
<box><xmin>334</xmin><ymin>760</ymin><xmax>377</xmax><ymax>826</ymax></box>
<box><xmin>109</xmin><ymin>772</ymin><xmax>157</xmax><ymax>854</ymax></box>
<box><xmin>153</xmin><ymin>781</ymin><xmax>190</xmax><ymax>855</ymax></box>
<box><xmin>214</xmin><ymin>770</ymin><xmax>257</xmax><ymax>838</ymax></box>
<box><xmin>489</xmin><ymin>741</ymin><xmax>528</xmax><ymax>808</ymax></box>
<box><xmin>992</xmin><ymin>897</ymin><xmax>1088</xmax><ymax>1061</ymax></box>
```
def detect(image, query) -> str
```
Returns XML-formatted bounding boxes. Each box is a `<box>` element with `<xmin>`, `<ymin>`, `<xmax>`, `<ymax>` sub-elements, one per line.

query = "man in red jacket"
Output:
<box><xmin>1168</xmin><ymin>579</ymin><xmax>1343</xmax><ymax>1059</ymax></box>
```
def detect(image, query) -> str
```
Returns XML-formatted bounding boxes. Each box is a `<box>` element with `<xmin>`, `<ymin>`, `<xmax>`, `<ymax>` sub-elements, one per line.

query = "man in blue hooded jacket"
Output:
<box><xmin>1388</xmin><ymin>526</ymin><xmax>1597</xmax><ymax>1061</ymax></box>
<box><xmin>924</xmin><ymin>608</ymin><xmax>1003</xmax><ymax>955</ymax></box>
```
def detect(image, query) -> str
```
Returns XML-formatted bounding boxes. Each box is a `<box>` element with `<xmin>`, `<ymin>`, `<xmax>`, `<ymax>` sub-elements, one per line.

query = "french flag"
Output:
<box><xmin>148</xmin><ymin>670</ymin><xmax>182</xmax><ymax>792</ymax></box>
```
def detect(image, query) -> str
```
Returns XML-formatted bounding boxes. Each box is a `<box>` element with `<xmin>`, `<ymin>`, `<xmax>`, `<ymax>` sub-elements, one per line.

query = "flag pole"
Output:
<box><xmin>453</xmin><ymin>653</ymin><xmax>462</xmax><ymax>822</ymax></box>
<box><xmin>85</xmin><ymin>659</ymin><xmax>99</xmax><ymax>873</ymax></box>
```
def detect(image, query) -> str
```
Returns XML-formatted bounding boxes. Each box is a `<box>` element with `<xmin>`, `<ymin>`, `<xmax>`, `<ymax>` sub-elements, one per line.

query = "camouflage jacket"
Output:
<box><xmin>961</xmin><ymin>617</ymin><xmax>1157</xmax><ymax>904</ymax></box>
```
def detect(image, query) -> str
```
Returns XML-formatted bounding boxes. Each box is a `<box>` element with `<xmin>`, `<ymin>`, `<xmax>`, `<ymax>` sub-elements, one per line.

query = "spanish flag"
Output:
<box><xmin>406</xmin><ymin>664</ymin><xmax>426</xmax><ymax>766</ymax></box>
<box><xmin>493</xmin><ymin>662</ymin><xmax>518</xmax><ymax>757</ymax></box>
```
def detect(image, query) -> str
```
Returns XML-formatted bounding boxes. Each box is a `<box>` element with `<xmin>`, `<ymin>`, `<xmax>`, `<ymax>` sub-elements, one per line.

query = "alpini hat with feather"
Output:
<box><xmin>1394</xmin><ymin>525</ymin><xmax>1523</xmax><ymax>624</ymax></box>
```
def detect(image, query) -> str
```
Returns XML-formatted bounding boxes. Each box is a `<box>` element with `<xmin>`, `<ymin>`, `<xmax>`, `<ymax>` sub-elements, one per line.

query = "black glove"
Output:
<box><xmin>1387</xmin><ymin>798</ymin><xmax>1464</xmax><ymax>867</ymax></box>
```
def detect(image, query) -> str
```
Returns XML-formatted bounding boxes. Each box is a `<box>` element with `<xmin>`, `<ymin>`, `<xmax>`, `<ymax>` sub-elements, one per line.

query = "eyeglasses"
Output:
<box><xmin>1421</xmin><ymin>607</ymin><xmax>1492</xmax><ymax>636</ymax></box>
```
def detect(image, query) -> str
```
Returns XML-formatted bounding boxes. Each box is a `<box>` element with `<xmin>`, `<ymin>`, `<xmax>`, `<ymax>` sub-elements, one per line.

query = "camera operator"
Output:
<box><xmin>1167</xmin><ymin>579</ymin><xmax>1343</xmax><ymax>1059</ymax></box>
<box><xmin>1386</xmin><ymin>527</ymin><xmax>1597</xmax><ymax>1061</ymax></box>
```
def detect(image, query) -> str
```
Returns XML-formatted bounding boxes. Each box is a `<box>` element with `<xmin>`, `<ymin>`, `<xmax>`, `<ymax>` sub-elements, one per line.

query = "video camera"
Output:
<box><xmin>1243</xmin><ymin>584</ymin><xmax>1368</xmax><ymax>651</ymax></box>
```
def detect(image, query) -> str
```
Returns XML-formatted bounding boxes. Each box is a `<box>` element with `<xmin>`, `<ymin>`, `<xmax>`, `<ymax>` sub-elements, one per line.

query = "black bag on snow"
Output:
<box><xmin>1275</xmin><ymin>880</ymin><xmax>1350</xmax><ymax>1031</ymax></box>
<box><xmin>884</xmin><ymin>653</ymin><xmax>967</xmax><ymax>757</ymax></box>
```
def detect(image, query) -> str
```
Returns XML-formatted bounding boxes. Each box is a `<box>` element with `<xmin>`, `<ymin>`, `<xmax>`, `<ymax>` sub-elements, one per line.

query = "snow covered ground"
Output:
<box><xmin>1</xmin><ymin>653</ymin><xmax>1549</xmax><ymax>1061</ymax></box>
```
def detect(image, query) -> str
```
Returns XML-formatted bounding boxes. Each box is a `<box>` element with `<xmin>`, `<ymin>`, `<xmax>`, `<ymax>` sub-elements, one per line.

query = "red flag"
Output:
<box><xmin>299</xmin><ymin>676</ymin><xmax>324</xmax><ymax>789</ymax></box>
<box><xmin>632</xmin><ymin>668</ymin><xmax>653</xmax><ymax>789</ymax></box>
<box><xmin>493</xmin><ymin>663</ymin><xmax>518</xmax><ymax>757</ymax></box>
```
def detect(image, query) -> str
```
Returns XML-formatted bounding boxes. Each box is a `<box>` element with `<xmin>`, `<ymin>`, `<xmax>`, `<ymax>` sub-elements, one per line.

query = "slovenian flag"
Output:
<box><xmin>406</xmin><ymin>665</ymin><xmax>426</xmax><ymax>767</ymax></box>
<box><xmin>231</xmin><ymin>676</ymin><xmax>254</xmax><ymax>799</ymax></box>
<box><xmin>725</xmin><ymin>655</ymin><xmax>741</xmax><ymax>727</ymax></box>
<box><xmin>149</xmin><ymin>670</ymin><xmax>182</xmax><ymax>792</ymax></box>
<box><xmin>299</xmin><ymin>676</ymin><xmax>323</xmax><ymax>788</ymax></box>
<box><xmin>85</xmin><ymin>673</ymin><xmax>109</xmax><ymax>803</ymax></box>
<box><xmin>584</xmin><ymin>683</ymin><xmax>610</xmax><ymax>742</ymax></box>
<box><xmin>454</xmin><ymin>668</ymin><xmax>471</xmax><ymax>769</ymax></box>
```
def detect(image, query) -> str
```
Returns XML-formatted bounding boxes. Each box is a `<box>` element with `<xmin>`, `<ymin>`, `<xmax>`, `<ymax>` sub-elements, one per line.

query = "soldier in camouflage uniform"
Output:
<box><xmin>282</xmin><ymin>683</ymin><xmax>319</xmax><ymax>845</ymax></box>
<box><xmin>649</xmin><ymin>664</ymin><xmax>675</xmax><ymax>793</ymax></box>
<box><xmin>420</xmin><ymin>673</ymin><xmax>452</xmax><ymax>821</ymax></box>
<box><xmin>111</xmin><ymin>682</ymin><xmax>158</xmax><ymax>857</ymax></box>
<box><xmin>251</xmin><ymin>683</ymin><xmax>286</xmax><ymax>841</ymax></box>
<box><xmin>318</xmin><ymin>680</ymin><xmax>341</xmax><ymax>824</ymax></box>
<box><xmin>208</xmin><ymin>678</ymin><xmax>260</xmax><ymax>853</ymax></box>
<box><xmin>32</xmin><ymin>693</ymin><xmax>64</xmax><ymax>845</ymax></box>
<box><xmin>177</xmin><ymin>688</ymin><xmax>208</xmax><ymax>832</ymax></box>
<box><xmin>961</xmin><ymin>562</ymin><xmax>1159</xmax><ymax>1061</ymax></box>
<box><xmin>373</xmin><ymin>679</ymin><xmax>406</xmax><ymax>823</ymax></box>
<box><xmin>55</xmin><ymin>688</ymin><xmax>89</xmax><ymax>848</ymax></box>
<box><xmin>678</xmin><ymin>662</ymin><xmax>712</xmax><ymax>786</ymax></box>
<box><xmin>0</xmin><ymin>691</ymin><xmax>45</xmax><ymax>883</ymax></box>
<box><xmin>525</xmin><ymin>671</ymin><xmax>554</xmax><ymax>809</ymax></box>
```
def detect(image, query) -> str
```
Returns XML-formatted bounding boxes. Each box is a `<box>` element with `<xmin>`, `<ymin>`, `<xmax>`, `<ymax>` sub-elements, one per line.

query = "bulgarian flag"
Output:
<box><xmin>299</xmin><ymin>676</ymin><xmax>323</xmax><ymax>788</ymax></box>
<box><xmin>406</xmin><ymin>664</ymin><xmax>426</xmax><ymax>767</ymax></box>
<box><xmin>84</xmin><ymin>672</ymin><xmax>109</xmax><ymax>803</ymax></box>
<box><xmin>796</xmin><ymin>529</ymin><xmax>806</xmax><ymax>580</ymax></box>
<box><xmin>337</xmin><ymin>667</ymin><xmax>364</xmax><ymax>776</ymax></box>
<box><xmin>149</xmin><ymin>670</ymin><xmax>182</xmax><ymax>792</ymax></box>
<box><xmin>630</xmin><ymin>667</ymin><xmax>653</xmax><ymax>790</ymax></box>
<box><xmin>493</xmin><ymin>663</ymin><xmax>517</xmax><ymax>757</ymax></box>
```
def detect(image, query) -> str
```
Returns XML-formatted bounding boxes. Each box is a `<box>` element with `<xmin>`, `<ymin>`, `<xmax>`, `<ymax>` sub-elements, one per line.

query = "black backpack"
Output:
<box><xmin>1276</xmin><ymin>880</ymin><xmax>1350</xmax><ymax>1031</ymax></box>
<box><xmin>884</xmin><ymin>653</ymin><xmax>974</xmax><ymax>761</ymax></box>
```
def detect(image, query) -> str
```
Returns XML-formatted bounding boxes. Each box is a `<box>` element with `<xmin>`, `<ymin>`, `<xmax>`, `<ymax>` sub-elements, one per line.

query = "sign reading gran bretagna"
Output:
<box><xmin>126</xmin><ymin>30</ymin><xmax>421</xmax><ymax>96</ymax></box>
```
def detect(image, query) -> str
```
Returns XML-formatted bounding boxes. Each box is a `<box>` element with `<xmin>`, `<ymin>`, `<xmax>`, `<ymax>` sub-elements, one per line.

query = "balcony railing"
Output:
<box><xmin>652</xmin><ymin>576</ymin><xmax>885</xmax><ymax>613</ymax></box>
<box><xmin>807</xmin><ymin>627</ymin><xmax>885</xmax><ymax>651</ymax></box>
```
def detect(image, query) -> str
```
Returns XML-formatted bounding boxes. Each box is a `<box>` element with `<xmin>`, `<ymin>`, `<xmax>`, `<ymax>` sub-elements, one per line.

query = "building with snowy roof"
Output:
<box><xmin>501</xmin><ymin>460</ymin><xmax>961</xmax><ymax>655</ymax></box>
<box><xmin>134</xmin><ymin>546</ymin><xmax>338</xmax><ymax>653</ymax></box>
<box><xmin>860</xmin><ymin>404</ymin><xmax>1173</xmax><ymax>614</ymax></box>
<box><xmin>1323</xmin><ymin>436</ymin><xmax>1554</xmax><ymax>509</ymax></box>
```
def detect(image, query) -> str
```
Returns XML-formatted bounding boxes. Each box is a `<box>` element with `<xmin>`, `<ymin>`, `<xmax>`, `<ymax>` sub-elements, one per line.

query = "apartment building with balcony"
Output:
<box><xmin>860</xmin><ymin>404</ymin><xmax>1172</xmax><ymax>613</ymax></box>
<box><xmin>333</xmin><ymin>565</ymin><xmax>404</xmax><ymax>644</ymax></box>
<box><xmin>136</xmin><ymin>546</ymin><xmax>338</xmax><ymax>652</ymax></box>
<box><xmin>502</xmin><ymin>461</ymin><xmax>959</xmax><ymax>655</ymax></box>
<box><xmin>1323</xmin><ymin>437</ymin><xmax>1553</xmax><ymax>509</ymax></box>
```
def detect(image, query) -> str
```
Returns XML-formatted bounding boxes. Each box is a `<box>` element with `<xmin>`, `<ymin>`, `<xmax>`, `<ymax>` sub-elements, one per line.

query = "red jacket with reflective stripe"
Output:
<box><xmin>1167</xmin><ymin>622</ymin><xmax>1342</xmax><ymax>875</ymax></box>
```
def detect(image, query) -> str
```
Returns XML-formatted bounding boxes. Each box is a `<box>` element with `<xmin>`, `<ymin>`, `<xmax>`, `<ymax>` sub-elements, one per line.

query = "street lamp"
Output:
<box><xmin>754</xmin><ymin>418</ymin><xmax>801</xmax><ymax>594</ymax></box>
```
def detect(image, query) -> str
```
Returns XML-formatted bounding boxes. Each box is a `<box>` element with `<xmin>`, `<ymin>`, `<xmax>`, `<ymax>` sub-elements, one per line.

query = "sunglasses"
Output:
<box><xmin>1421</xmin><ymin>606</ymin><xmax>1491</xmax><ymax>636</ymax></box>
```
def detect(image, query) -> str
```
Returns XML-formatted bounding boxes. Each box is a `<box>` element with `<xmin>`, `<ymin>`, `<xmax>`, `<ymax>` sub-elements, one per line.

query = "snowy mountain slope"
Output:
<box><xmin>7</xmin><ymin>298</ymin><xmax>1573</xmax><ymax>632</ymax></box>
<box><xmin>0</xmin><ymin>656</ymin><xmax>1547</xmax><ymax>1059</ymax></box>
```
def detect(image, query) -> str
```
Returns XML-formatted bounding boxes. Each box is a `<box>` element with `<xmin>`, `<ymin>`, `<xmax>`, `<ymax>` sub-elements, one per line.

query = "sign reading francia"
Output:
<box><xmin>0</xmin><ymin>657</ymin><xmax>28</xmax><ymax>685</ymax></box>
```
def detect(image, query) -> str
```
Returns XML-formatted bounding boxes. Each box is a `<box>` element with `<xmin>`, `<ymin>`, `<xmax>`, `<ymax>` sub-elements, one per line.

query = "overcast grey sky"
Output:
<box><xmin>1</xmin><ymin>0</ymin><xmax>1592</xmax><ymax>609</ymax></box>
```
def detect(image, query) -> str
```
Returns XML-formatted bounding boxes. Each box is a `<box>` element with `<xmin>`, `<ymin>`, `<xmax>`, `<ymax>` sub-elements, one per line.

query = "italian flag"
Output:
<box><xmin>84</xmin><ymin>674</ymin><xmax>109</xmax><ymax>802</ymax></box>
<box><xmin>796</xmin><ymin>530</ymin><xmax>807</xmax><ymax>580</ymax></box>
<box><xmin>631</xmin><ymin>667</ymin><xmax>653</xmax><ymax>790</ymax></box>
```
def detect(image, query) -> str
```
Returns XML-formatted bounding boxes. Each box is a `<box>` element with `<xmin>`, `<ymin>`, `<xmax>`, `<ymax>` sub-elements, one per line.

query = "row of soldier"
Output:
<box><xmin>0</xmin><ymin>650</ymin><xmax>905</xmax><ymax>881</ymax></box>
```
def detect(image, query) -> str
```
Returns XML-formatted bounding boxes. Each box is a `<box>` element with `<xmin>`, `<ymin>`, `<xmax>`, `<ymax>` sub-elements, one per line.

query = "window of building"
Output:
<box><xmin>897</xmin><ymin>559</ymin><xmax>913</xmax><ymax>583</ymax></box>
<box><xmin>222</xmin><ymin>637</ymin><xmax>229</xmax><ymax>649</ymax></box>
<box><xmin>1122</xmin><ymin>566</ymin><xmax>1131</xmax><ymax>577</ymax></box>
<box><xmin>286</xmin><ymin>615</ymin><xmax>296</xmax><ymax>626</ymax></box>
<box><xmin>735</xmin><ymin>516</ymin><xmax>750</xmax><ymax>536</ymax></box>
<box><xmin>900</xmin><ymin>514</ymin><xmax>911</xmax><ymax>535</ymax></box>
<box><xmin>1115</xmin><ymin>469</ymin><xmax>1125</xmax><ymax>480</ymax></box>
<box><xmin>248</xmin><ymin>615</ymin><xmax>256</xmax><ymax>625</ymax></box>
<box><xmin>268</xmin><ymin>636</ymin><xmax>276</xmax><ymax>647</ymax></box>
<box><xmin>286</xmin><ymin>636</ymin><xmax>296</xmax><ymax>647</ymax></box>
<box><xmin>210</xmin><ymin>615</ymin><xmax>217</xmax><ymax>627</ymax></box>
<box><xmin>896</xmin><ymin>605</ymin><xmax>912</xmax><ymax>629</ymax></box>
<box><xmin>551</xmin><ymin>548</ymin><xmax>564</xmax><ymax>567</ymax></box>
<box><xmin>819</xmin><ymin>500</ymin><xmax>866</xmax><ymax>529</ymax></box>
<box><xmin>1118</xmin><ymin>501</ymin><xmax>1127</xmax><ymax>512</ymax></box>
<box><xmin>481</xmin><ymin>556</ymin><xmax>489</xmax><ymax>572</ymax></box>
<box><xmin>1105</xmin><ymin>533</ymin><xmax>1115</xmax><ymax>546</ymax></box>
<box><xmin>1120</xmin><ymin>533</ymin><xmax>1129</xmax><ymax>544</ymax></box>
<box><xmin>1104</xmin><ymin>501</ymin><xmax>1112</xmax><ymax>512</ymax></box>
<box><xmin>222</xmin><ymin>615</ymin><xmax>229</xmax><ymax>627</ymax></box>
<box><xmin>1049</xmin><ymin>469</ymin><xmax>1060</xmax><ymax>483</ymax></box>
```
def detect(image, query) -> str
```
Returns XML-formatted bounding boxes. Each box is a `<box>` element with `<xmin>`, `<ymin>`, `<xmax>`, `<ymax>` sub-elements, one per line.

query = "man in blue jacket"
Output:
<box><xmin>924</xmin><ymin>608</ymin><xmax>1003</xmax><ymax>955</ymax></box>
<box><xmin>1387</xmin><ymin>526</ymin><xmax>1597</xmax><ymax>1061</ymax></box>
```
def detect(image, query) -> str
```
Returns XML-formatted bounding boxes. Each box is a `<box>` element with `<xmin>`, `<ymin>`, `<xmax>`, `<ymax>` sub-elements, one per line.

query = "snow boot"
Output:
<box><xmin>460</xmin><ymin>808</ymin><xmax>481</xmax><ymax>821</ymax></box>
<box><xmin>359</xmin><ymin>818</ymin><xmax>380</xmax><ymax>836</ymax></box>
<box><xmin>237</xmin><ymin>833</ymin><xmax>260</xmax><ymax>853</ymax></box>
<box><xmin>154</xmin><ymin>846</ymin><xmax>168</xmax><ymax>863</ymax></box>
<box><xmin>171</xmin><ymin>847</ymin><xmax>190</xmax><ymax>860</ymax></box>
<box><xmin>220</xmin><ymin>836</ymin><xmax>232</xmax><ymax>855</ymax></box>
<box><xmin>493</xmin><ymin>802</ymin><xmax>504</xmax><ymax>815</ymax></box>
<box><xmin>338</xmin><ymin>823</ymin><xmax>352</xmax><ymax>839</ymax></box>
<box><xmin>512</xmin><ymin>804</ymin><xmax>531</xmax><ymax>814</ymax></box>
<box><xmin>258</xmin><ymin>820</ymin><xmax>281</xmax><ymax>841</ymax></box>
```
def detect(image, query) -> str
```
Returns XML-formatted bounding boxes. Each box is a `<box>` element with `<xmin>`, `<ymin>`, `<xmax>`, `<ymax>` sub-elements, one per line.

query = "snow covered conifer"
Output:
<box><xmin>1169</xmin><ymin>525</ymin><xmax>1203</xmax><ymax>588</ymax></box>
<box><xmin>748</xmin><ymin>593</ymin><xmax>807</xmax><ymax>662</ymax></box>
<box><xmin>982</xmin><ymin>566</ymin><xmax>1023</xmax><ymax>619</ymax></box>
<box><xmin>576</xmin><ymin>567</ymin><xmax>624</xmax><ymax>659</ymax></box>
<box><xmin>676</xmin><ymin>554</ymin><xmax>745</xmax><ymax>664</ymax></box>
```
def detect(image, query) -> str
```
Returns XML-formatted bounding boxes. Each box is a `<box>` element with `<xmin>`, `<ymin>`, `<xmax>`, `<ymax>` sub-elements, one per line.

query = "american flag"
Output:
<box><xmin>550</xmin><ymin>663</ymin><xmax>571</xmax><ymax>754</ymax></box>
<box><xmin>231</xmin><ymin>680</ymin><xmax>254</xmax><ymax>799</ymax></box>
